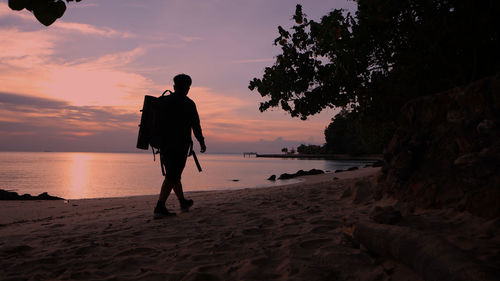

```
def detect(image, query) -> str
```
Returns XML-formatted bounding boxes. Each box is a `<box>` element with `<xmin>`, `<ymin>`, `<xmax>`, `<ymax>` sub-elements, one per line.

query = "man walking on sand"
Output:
<box><xmin>154</xmin><ymin>74</ymin><xmax>206</xmax><ymax>219</ymax></box>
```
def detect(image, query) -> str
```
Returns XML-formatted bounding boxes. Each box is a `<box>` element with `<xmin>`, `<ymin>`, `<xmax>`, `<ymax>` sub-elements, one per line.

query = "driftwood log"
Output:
<box><xmin>353</xmin><ymin>221</ymin><xmax>500</xmax><ymax>281</ymax></box>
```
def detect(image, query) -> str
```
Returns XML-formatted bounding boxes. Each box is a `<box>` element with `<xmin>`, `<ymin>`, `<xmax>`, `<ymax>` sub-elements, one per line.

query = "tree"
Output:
<box><xmin>249</xmin><ymin>1</ymin><xmax>500</xmax><ymax>153</ymax></box>
<box><xmin>281</xmin><ymin>147</ymin><xmax>288</xmax><ymax>154</ymax></box>
<box><xmin>8</xmin><ymin>0</ymin><xmax>82</xmax><ymax>26</ymax></box>
<box><xmin>297</xmin><ymin>144</ymin><xmax>324</xmax><ymax>154</ymax></box>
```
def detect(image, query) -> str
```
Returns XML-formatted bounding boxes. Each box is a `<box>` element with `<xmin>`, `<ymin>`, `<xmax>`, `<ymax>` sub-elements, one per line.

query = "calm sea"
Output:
<box><xmin>0</xmin><ymin>152</ymin><xmax>372</xmax><ymax>199</ymax></box>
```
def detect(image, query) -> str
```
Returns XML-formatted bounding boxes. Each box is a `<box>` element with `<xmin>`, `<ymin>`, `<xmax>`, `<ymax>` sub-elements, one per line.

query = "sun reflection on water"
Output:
<box><xmin>68</xmin><ymin>153</ymin><xmax>91</xmax><ymax>198</ymax></box>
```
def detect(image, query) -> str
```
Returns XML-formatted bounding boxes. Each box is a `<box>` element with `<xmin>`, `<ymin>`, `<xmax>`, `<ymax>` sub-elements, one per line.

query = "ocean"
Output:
<box><xmin>0</xmin><ymin>152</ymin><xmax>373</xmax><ymax>199</ymax></box>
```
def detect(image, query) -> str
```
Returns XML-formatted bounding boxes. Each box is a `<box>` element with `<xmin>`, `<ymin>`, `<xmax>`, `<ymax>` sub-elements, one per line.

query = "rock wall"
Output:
<box><xmin>378</xmin><ymin>74</ymin><xmax>500</xmax><ymax>218</ymax></box>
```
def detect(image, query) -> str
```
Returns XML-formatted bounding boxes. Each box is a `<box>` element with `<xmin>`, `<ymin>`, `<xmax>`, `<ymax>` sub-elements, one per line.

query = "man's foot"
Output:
<box><xmin>180</xmin><ymin>198</ymin><xmax>194</xmax><ymax>211</ymax></box>
<box><xmin>153</xmin><ymin>205</ymin><xmax>176</xmax><ymax>219</ymax></box>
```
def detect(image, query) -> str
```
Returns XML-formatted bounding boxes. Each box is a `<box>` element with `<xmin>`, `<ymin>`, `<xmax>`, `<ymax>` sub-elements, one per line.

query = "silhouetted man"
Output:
<box><xmin>154</xmin><ymin>74</ymin><xmax>206</xmax><ymax>219</ymax></box>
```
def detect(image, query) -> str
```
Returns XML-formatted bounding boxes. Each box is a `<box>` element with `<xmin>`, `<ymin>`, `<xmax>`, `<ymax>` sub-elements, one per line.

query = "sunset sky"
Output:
<box><xmin>0</xmin><ymin>0</ymin><xmax>356</xmax><ymax>153</ymax></box>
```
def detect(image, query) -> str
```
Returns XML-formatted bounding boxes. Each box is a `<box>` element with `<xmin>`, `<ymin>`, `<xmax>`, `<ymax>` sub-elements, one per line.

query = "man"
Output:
<box><xmin>154</xmin><ymin>74</ymin><xmax>206</xmax><ymax>219</ymax></box>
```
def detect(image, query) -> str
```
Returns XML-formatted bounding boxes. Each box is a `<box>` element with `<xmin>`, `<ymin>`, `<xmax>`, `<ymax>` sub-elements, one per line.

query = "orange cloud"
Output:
<box><xmin>0</xmin><ymin>26</ymin><xmax>154</xmax><ymax>107</ymax></box>
<box><xmin>186</xmin><ymin>87</ymin><xmax>330</xmax><ymax>144</ymax></box>
<box><xmin>60</xmin><ymin>131</ymin><xmax>95</xmax><ymax>137</ymax></box>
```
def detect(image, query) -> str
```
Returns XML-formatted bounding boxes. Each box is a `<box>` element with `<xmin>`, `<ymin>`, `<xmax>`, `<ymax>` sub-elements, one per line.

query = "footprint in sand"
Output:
<box><xmin>115</xmin><ymin>247</ymin><xmax>157</xmax><ymax>257</ymax></box>
<box><xmin>242</xmin><ymin>228</ymin><xmax>267</xmax><ymax>235</ymax></box>
<box><xmin>299</xmin><ymin>238</ymin><xmax>332</xmax><ymax>249</ymax></box>
<box><xmin>309</xmin><ymin>218</ymin><xmax>342</xmax><ymax>228</ymax></box>
<box><xmin>311</xmin><ymin>225</ymin><xmax>337</xmax><ymax>234</ymax></box>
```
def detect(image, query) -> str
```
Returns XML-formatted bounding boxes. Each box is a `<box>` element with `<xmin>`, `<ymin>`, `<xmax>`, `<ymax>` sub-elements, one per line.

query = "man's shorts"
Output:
<box><xmin>160</xmin><ymin>143</ymin><xmax>190</xmax><ymax>181</ymax></box>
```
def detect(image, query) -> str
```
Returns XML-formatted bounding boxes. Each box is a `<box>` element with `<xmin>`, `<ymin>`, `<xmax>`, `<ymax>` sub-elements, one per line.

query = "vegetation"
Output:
<box><xmin>249</xmin><ymin>0</ymin><xmax>500</xmax><ymax>154</ymax></box>
<box><xmin>8</xmin><ymin>0</ymin><xmax>82</xmax><ymax>26</ymax></box>
<box><xmin>296</xmin><ymin>144</ymin><xmax>324</xmax><ymax>155</ymax></box>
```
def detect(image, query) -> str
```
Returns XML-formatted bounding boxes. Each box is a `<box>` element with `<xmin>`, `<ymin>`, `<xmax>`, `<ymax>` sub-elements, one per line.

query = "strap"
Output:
<box><xmin>161</xmin><ymin>89</ymin><xmax>172</xmax><ymax>97</ymax></box>
<box><xmin>151</xmin><ymin>146</ymin><xmax>165</xmax><ymax>176</ymax></box>
<box><xmin>188</xmin><ymin>141</ymin><xmax>202</xmax><ymax>172</ymax></box>
<box><xmin>160</xmin><ymin>152</ymin><xmax>166</xmax><ymax>176</ymax></box>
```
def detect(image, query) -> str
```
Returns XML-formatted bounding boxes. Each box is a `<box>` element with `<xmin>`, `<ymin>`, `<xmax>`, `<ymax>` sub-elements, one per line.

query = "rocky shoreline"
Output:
<box><xmin>0</xmin><ymin>189</ymin><xmax>63</xmax><ymax>200</ymax></box>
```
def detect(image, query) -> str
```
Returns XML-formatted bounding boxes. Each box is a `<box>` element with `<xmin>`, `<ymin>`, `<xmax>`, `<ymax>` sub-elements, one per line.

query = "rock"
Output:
<box><xmin>446</xmin><ymin>109</ymin><xmax>464</xmax><ymax>123</ymax></box>
<box><xmin>278</xmin><ymin>173</ymin><xmax>294</xmax><ymax>180</ymax></box>
<box><xmin>372</xmin><ymin>160</ymin><xmax>383</xmax><ymax>167</ymax></box>
<box><xmin>295</xmin><ymin>169</ymin><xmax>306</xmax><ymax>176</ymax></box>
<box><xmin>0</xmin><ymin>189</ymin><xmax>63</xmax><ymax>200</ymax></box>
<box><xmin>477</xmin><ymin>119</ymin><xmax>496</xmax><ymax>135</ymax></box>
<box><xmin>354</xmin><ymin>221</ymin><xmax>500</xmax><ymax>281</ymax></box>
<box><xmin>267</xmin><ymin>175</ymin><xmax>276</xmax><ymax>181</ymax></box>
<box><xmin>370</xmin><ymin>206</ymin><xmax>402</xmax><ymax>225</ymax></box>
<box><xmin>454</xmin><ymin>153</ymin><xmax>480</xmax><ymax>168</ymax></box>
<box><xmin>347</xmin><ymin>166</ymin><xmax>359</xmax><ymax>171</ymax></box>
<box><xmin>0</xmin><ymin>189</ymin><xmax>21</xmax><ymax>200</ymax></box>
<box><xmin>378</xmin><ymin>73</ymin><xmax>500</xmax><ymax>218</ymax></box>
<box><xmin>352</xmin><ymin>180</ymin><xmax>373</xmax><ymax>204</ymax></box>
<box><xmin>278</xmin><ymin>169</ymin><xmax>324</xmax><ymax>180</ymax></box>
<box><xmin>335</xmin><ymin>169</ymin><xmax>344</xmax><ymax>173</ymax></box>
<box><xmin>465</xmin><ymin>187</ymin><xmax>500</xmax><ymax>219</ymax></box>
<box><xmin>36</xmin><ymin>192</ymin><xmax>63</xmax><ymax>200</ymax></box>
<box><xmin>341</xmin><ymin>187</ymin><xmax>352</xmax><ymax>198</ymax></box>
<box><xmin>305</xmin><ymin>168</ymin><xmax>324</xmax><ymax>175</ymax></box>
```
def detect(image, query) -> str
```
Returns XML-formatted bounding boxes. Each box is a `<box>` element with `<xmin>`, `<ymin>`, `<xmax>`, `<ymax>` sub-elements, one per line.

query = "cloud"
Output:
<box><xmin>0</xmin><ymin>2</ymin><xmax>134</xmax><ymax>38</ymax></box>
<box><xmin>0</xmin><ymin>25</ymin><xmax>154</xmax><ymax>106</ymax></box>
<box><xmin>231</xmin><ymin>58</ymin><xmax>275</xmax><ymax>64</ymax></box>
<box><xmin>0</xmin><ymin>1</ymin><xmax>332</xmax><ymax>153</ymax></box>
<box><xmin>185</xmin><ymin>87</ymin><xmax>327</xmax><ymax>144</ymax></box>
<box><xmin>180</xmin><ymin>36</ymin><xmax>203</xmax><ymax>43</ymax></box>
<box><xmin>0</xmin><ymin>28</ymin><xmax>56</xmax><ymax>64</ymax></box>
<box><xmin>0</xmin><ymin>2</ymin><xmax>32</xmax><ymax>21</ymax></box>
<box><xmin>91</xmin><ymin>47</ymin><xmax>146</xmax><ymax>67</ymax></box>
<box><xmin>0</xmin><ymin>91</ymin><xmax>66</xmax><ymax>108</ymax></box>
<box><xmin>0</xmin><ymin>92</ymin><xmax>140</xmax><ymax>151</ymax></box>
<box><xmin>52</xmin><ymin>21</ymin><xmax>135</xmax><ymax>38</ymax></box>
<box><xmin>67</xmin><ymin>3</ymin><xmax>100</xmax><ymax>9</ymax></box>
<box><xmin>37</xmin><ymin>57</ymin><xmax>153</xmax><ymax>106</ymax></box>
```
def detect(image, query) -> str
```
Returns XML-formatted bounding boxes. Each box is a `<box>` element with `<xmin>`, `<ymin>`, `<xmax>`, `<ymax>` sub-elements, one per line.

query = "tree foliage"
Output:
<box><xmin>297</xmin><ymin>144</ymin><xmax>325</xmax><ymax>155</ymax></box>
<box><xmin>8</xmin><ymin>0</ymin><xmax>82</xmax><ymax>26</ymax></box>
<box><xmin>250</xmin><ymin>0</ymin><xmax>500</xmax><ymax>153</ymax></box>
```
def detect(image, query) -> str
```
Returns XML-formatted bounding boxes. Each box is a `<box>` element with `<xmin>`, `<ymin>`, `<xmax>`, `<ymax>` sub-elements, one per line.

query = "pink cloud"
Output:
<box><xmin>231</xmin><ymin>58</ymin><xmax>275</xmax><ymax>64</ymax></box>
<box><xmin>53</xmin><ymin>21</ymin><xmax>135</xmax><ymax>38</ymax></box>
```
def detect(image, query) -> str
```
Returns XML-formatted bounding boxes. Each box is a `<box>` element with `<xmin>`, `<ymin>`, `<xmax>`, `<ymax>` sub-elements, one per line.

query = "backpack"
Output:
<box><xmin>136</xmin><ymin>90</ymin><xmax>202</xmax><ymax>175</ymax></box>
<box><xmin>136</xmin><ymin>90</ymin><xmax>172</xmax><ymax>150</ymax></box>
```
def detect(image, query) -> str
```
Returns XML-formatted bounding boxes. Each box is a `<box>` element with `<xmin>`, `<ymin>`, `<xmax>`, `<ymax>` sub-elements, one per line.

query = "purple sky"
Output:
<box><xmin>0</xmin><ymin>0</ymin><xmax>356</xmax><ymax>153</ymax></box>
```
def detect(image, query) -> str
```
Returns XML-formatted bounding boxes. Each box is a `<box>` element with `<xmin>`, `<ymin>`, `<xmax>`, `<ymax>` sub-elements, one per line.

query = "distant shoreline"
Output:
<box><xmin>254</xmin><ymin>153</ymin><xmax>383</xmax><ymax>161</ymax></box>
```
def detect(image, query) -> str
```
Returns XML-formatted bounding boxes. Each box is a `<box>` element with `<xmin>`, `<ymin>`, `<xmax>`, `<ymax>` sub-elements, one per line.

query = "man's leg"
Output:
<box><xmin>172</xmin><ymin>180</ymin><xmax>193</xmax><ymax>210</ymax></box>
<box><xmin>172</xmin><ymin>180</ymin><xmax>184</xmax><ymax>201</ymax></box>
<box><xmin>159</xmin><ymin>177</ymin><xmax>174</xmax><ymax>202</ymax></box>
<box><xmin>154</xmin><ymin>177</ymin><xmax>176</xmax><ymax>218</ymax></box>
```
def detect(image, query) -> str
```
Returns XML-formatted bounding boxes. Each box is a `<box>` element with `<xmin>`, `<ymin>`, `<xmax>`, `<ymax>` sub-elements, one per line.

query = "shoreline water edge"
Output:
<box><xmin>0</xmin><ymin>152</ymin><xmax>378</xmax><ymax>200</ymax></box>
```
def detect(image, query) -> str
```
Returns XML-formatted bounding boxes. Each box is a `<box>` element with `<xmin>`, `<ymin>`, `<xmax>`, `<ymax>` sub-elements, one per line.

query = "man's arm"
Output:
<box><xmin>192</xmin><ymin>103</ymin><xmax>206</xmax><ymax>153</ymax></box>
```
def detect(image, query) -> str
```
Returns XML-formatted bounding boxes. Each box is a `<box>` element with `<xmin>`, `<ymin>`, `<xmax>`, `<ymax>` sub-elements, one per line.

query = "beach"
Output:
<box><xmin>1</xmin><ymin>167</ymin><xmax>498</xmax><ymax>281</ymax></box>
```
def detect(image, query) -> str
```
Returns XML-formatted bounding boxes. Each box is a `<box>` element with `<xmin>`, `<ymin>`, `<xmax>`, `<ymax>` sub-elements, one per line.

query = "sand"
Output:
<box><xmin>1</xmin><ymin>167</ymin><xmax>498</xmax><ymax>281</ymax></box>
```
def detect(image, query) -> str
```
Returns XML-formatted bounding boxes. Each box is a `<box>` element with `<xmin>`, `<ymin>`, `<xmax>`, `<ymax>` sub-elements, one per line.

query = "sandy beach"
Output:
<box><xmin>1</xmin><ymin>167</ymin><xmax>498</xmax><ymax>281</ymax></box>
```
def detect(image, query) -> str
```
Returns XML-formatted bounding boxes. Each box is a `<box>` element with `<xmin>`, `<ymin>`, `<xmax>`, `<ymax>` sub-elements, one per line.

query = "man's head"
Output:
<box><xmin>173</xmin><ymin>74</ymin><xmax>192</xmax><ymax>95</ymax></box>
